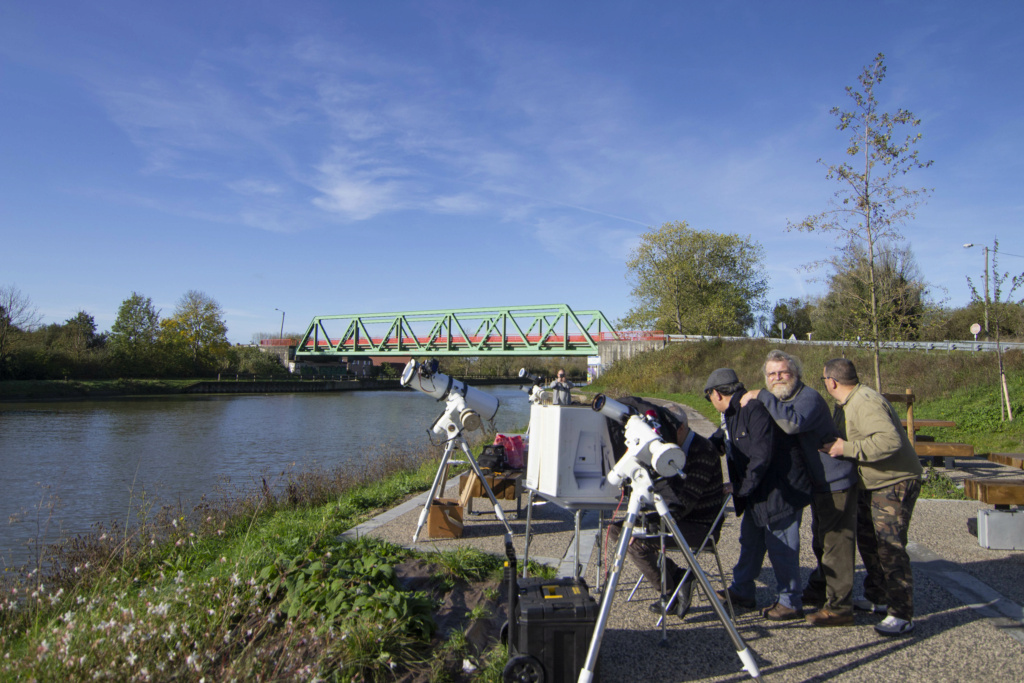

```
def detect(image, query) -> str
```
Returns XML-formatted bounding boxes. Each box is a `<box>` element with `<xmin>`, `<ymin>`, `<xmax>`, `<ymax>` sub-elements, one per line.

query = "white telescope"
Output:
<box><xmin>401</xmin><ymin>359</ymin><xmax>499</xmax><ymax>434</ymax></box>
<box><xmin>400</xmin><ymin>358</ymin><xmax>513</xmax><ymax>542</ymax></box>
<box><xmin>592</xmin><ymin>394</ymin><xmax>685</xmax><ymax>480</ymax></box>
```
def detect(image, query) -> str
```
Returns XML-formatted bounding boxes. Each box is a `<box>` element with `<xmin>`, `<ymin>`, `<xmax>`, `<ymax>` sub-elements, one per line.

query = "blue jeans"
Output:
<box><xmin>730</xmin><ymin>508</ymin><xmax>804</xmax><ymax>610</ymax></box>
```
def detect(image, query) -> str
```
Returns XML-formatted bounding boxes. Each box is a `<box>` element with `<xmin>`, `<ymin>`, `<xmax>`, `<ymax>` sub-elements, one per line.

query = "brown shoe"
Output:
<box><xmin>805</xmin><ymin>608</ymin><xmax>854</xmax><ymax>627</ymax></box>
<box><xmin>761</xmin><ymin>602</ymin><xmax>804</xmax><ymax>621</ymax></box>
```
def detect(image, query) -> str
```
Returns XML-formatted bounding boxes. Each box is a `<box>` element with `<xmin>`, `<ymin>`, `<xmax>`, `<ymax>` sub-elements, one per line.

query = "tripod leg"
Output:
<box><xmin>458</xmin><ymin>439</ymin><xmax>514</xmax><ymax>536</ymax></box>
<box><xmin>412</xmin><ymin>439</ymin><xmax>457</xmax><ymax>543</ymax></box>
<box><xmin>574</xmin><ymin>510</ymin><xmax>582</xmax><ymax>579</ymax></box>
<box><xmin>577</xmin><ymin>490</ymin><xmax>644</xmax><ymax>683</ymax></box>
<box><xmin>522</xmin><ymin>489</ymin><xmax>534</xmax><ymax>579</ymax></box>
<box><xmin>655</xmin><ymin>499</ymin><xmax>762</xmax><ymax>681</ymax></box>
<box><xmin>659</xmin><ymin>517</ymin><xmax>668</xmax><ymax>643</ymax></box>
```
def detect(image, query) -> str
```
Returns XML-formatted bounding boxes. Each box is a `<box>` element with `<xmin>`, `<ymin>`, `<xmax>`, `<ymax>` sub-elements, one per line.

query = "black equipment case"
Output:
<box><xmin>503</xmin><ymin>536</ymin><xmax>600</xmax><ymax>683</ymax></box>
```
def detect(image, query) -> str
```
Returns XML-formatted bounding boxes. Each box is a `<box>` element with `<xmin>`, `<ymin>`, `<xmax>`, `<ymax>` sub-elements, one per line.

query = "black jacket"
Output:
<box><xmin>715</xmin><ymin>393</ymin><xmax>812</xmax><ymax>527</ymax></box>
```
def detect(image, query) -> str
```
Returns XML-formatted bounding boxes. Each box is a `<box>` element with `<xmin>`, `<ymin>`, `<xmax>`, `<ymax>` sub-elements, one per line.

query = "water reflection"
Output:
<box><xmin>0</xmin><ymin>386</ymin><xmax>531</xmax><ymax>568</ymax></box>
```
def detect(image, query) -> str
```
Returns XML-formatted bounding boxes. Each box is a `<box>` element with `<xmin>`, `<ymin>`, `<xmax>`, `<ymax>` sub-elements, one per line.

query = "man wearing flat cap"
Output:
<box><xmin>706</xmin><ymin>367</ymin><xmax>813</xmax><ymax>620</ymax></box>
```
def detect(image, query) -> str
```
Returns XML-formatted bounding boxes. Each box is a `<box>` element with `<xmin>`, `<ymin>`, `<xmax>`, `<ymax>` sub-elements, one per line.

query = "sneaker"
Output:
<box><xmin>761</xmin><ymin>602</ymin><xmax>805</xmax><ymax>621</ymax></box>
<box><xmin>805</xmin><ymin>608</ymin><xmax>855</xmax><ymax>627</ymax></box>
<box><xmin>716</xmin><ymin>588</ymin><xmax>756</xmax><ymax>610</ymax></box>
<box><xmin>874</xmin><ymin>615</ymin><xmax>915</xmax><ymax>636</ymax></box>
<box><xmin>853</xmin><ymin>598</ymin><xmax>888</xmax><ymax>614</ymax></box>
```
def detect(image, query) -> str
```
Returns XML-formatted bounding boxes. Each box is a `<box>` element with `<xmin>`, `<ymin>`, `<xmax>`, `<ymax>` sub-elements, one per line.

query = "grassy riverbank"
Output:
<box><xmin>0</xmin><ymin>441</ymin><xmax>543</xmax><ymax>682</ymax></box>
<box><xmin>0</xmin><ymin>379</ymin><xmax>198</xmax><ymax>401</ymax></box>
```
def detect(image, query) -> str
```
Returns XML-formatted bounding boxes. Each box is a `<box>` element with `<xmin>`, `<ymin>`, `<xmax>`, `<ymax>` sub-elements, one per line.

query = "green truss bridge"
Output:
<box><xmin>293</xmin><ymin>305</ymin><xmax>620</xmax><ymax>358</ymax></box>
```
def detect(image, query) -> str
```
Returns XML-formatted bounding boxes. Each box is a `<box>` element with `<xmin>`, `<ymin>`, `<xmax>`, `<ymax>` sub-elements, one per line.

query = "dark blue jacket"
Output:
<box><xmin>716</xmin><ymin>392</ymin><xmax>812</xmax><ymax>527</ymax></box>
<box><xmin>757</xmin><ymin>383</ymin><xmax>857</xmax><ymax>494</ymax></box>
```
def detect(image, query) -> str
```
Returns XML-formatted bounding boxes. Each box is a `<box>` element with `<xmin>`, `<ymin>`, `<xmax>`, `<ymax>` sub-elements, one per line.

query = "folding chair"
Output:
<box><xmin>626</xmin><ymin>493</ymin><xmax>735</xmax><ymax>624</ymax></box>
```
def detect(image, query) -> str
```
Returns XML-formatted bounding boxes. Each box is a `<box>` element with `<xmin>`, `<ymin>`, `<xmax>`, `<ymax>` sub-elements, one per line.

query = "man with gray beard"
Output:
<box><xmin>741</xmin><ymin>350</ymin><xmax>858</xmax><ymax>626</ymax></box>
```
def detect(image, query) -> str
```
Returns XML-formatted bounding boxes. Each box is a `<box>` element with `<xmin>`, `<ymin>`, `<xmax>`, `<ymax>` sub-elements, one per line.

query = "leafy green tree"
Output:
<box><xmin>918</xmin><ymin>301</ymin><xmax>1024</xmax><ymax>342</ymax></box>
<box><xmin>109</xmin><ymin>292</ymin><xmax>161</xmax><ymax>375</ymax></box>
<box><xmin>225</xmin><ymin>345</ymin><xmax>291</xmax><ymax>376</ymax></box>
<box><xmin>621</xmin><ymin>221</ymin><xmax>768</xmax><ymax>336</ymax></box>
<box><xmin>811</xmin><ymin>242</ymin><xmax>929</xmax><ymax>343</ymax></box>
<box><xmin>61</xmin><ymin>311</ymin><xmax>98</xmax><ymax>361</ymax></box>
<box><xmin>159</xmin><ymin>290</ymin><xmax>229</xmax><ymax>375</ymax></box>
<box><xmin>788</xmin><ymin>53</ymin><xmax>932</xmax><ymax>390</ymax></box>
<box><xmin>0</xmin><ymin>284</ymin><xmax>43</xmax><ymax>378</ymax></box>
<box><xmin>770</xmin><ymin>298</ymin><xmax>815</xmax><ymax>340</ymax></box>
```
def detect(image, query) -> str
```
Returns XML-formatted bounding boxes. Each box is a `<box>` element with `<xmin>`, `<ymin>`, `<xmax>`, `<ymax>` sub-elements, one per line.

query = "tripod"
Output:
<box><xmin>412</xmin><ymin>428</ymin><xmax>514</xmax><ymax>543</ymax></box>
<box><xmin>577</xmin><ymin>462</ymin><xmax>761</xmax><ymax>683</ymax></box>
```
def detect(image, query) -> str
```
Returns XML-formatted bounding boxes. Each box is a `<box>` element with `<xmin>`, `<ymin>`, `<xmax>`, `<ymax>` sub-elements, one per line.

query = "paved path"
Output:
<box><xmin>344</xmin><ymin>403</ymin><xmax>1024</xmax><ymax>682</ymax></box>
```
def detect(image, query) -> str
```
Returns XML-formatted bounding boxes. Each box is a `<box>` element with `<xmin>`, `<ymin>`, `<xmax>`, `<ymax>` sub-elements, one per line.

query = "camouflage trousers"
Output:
<box><xmin>857</xmin><ymin>479</ymin><xmax>921</xmax><ymax>621</ymax></box>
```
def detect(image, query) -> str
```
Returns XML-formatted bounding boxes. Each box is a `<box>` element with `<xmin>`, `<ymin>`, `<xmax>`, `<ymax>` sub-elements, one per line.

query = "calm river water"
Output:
<box><xmin>0</xmin><ymin>386</ymin><xmax>531</xmax><ymax>569</ymax></box>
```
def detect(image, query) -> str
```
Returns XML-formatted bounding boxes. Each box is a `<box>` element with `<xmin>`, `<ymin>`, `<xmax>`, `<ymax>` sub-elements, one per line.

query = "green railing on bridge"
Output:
<box><xmin>294</xmin><ymin>305</ymin><xmax>620</xmax><ymax>358</ymax></box>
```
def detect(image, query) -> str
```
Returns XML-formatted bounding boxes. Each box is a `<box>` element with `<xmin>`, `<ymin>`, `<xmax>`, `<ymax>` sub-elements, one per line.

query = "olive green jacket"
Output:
<box><xmin>833</xmin><ymin>384</ymin><xmax>923</xmax><ymax>490</ymax></box>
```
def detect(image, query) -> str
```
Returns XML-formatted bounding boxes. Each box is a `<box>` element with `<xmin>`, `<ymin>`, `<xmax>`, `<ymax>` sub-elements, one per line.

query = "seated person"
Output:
<box><xmin>605</xmin><ymin>397</ymin><xmax>725</xmax><ymax>619</ymax></box>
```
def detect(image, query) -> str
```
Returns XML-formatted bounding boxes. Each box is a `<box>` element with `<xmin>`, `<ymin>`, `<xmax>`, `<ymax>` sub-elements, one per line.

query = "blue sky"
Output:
<box><xmin>2</xmin><ymin>1</ymin><xmax>1022</xmax><ymax>344</ymax></box>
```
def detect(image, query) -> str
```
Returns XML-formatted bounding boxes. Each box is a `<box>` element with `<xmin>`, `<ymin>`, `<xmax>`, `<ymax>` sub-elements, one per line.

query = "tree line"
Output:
<box><xmin>0</xmin><ymin>283</ymin><xmax>591</xmax><ymax>383</ymax></box>
<box><xmin>0</xmin><ymin>288</ymin><xmax>288</xmax><ymax>381</ymax></box>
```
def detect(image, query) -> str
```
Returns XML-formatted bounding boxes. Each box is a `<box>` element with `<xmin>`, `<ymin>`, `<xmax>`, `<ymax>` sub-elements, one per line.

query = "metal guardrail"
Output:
<box><xmin>660</xmin><ymin>334</ymin><xmax>1024</xmax><ymax>353</ymax></box>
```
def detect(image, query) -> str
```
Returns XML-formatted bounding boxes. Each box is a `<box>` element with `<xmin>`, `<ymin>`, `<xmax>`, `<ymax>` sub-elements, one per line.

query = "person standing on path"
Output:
<box><xmin>741</xmin><ymin>349</ymin><xmax>858</xmax><ymax>627</ymax></box>
<box><xmin>706</xmin><ymin>368</ymin><xmax>813</xmax><ymax>621</ymax></box>
<box><xmin>822</xmin><ymin>357</ymin><xmax>923</xmax><ymax>637</ymax></box>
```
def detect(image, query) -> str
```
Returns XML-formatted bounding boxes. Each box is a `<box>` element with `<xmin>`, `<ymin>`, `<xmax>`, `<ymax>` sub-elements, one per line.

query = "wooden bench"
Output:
<box><xmin>987</xmin><ymin>453</ymin><xmax>1024</xmax><ymax>470</ymax></box>
<box><xmin>964</xmin><ymin>477</ymin><xmax>1024</xmax><ymax>510</ymax></box>
<box><xmin>884</xmin><ymin>389</ymin><xmax>970</xmax><ymax>467</ymax></box>
<box><xmin>901</xmin><ymin>419</ymin><xmax>957</xmax><ymax>430</ymax></box>
<box><xmin>913</xmin><ymin>441</ymin><xmax>975</xmax><ymax>468</ymax></box>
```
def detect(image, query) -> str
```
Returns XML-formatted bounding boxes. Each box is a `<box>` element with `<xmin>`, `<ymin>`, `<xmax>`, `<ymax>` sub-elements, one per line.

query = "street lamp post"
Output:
<box><xmin>963</xmin><ymin>243</ymin><xmax>990</xmax><ymax>337</ymax></box>
<box><xmin>274</xmin><ymin>308</ymin><xmax>285</xmax><ymax>340</ymax></box>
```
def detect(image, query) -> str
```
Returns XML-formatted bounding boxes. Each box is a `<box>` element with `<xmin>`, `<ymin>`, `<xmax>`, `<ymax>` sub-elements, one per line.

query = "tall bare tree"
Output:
<box><xmin>0</xmin><ymin>284</ymin><xmax>43</xmax><ymax>377</ymax></box>
<box><xmin>788</xmin><ymin>53</ymin><xmax>932</xmax><ymax>390</ymax></box>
